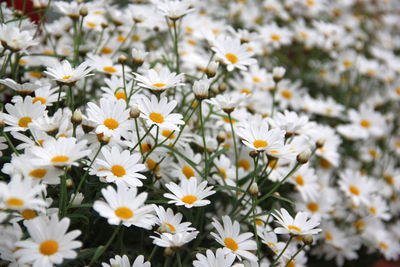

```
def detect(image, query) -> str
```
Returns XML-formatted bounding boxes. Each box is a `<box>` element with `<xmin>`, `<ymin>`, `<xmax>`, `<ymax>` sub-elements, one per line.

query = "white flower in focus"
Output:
<box><xmin>134</xmin><ymin>67</ymin><xmax>185</xmax><ymax>92</ymax></box>
<box><xmin>151</xmin><ymin>231</ymin><xmax>199</xmax><ymax>248</ymax></box>
<box><xmin>273</xmin><ymin>208</ymin><xmax>322</xmax><ymax>236</ymax></box>
<box><xmin>102</xmin><ymin>254</ymin><xmax>151</xmax><ymax>267</ymax></box>
<box><xmin>153</xmin><ymin>205</ymin><xmax>195</xmax><ymax>233</ymax></box>
<box><xmin>155</xmin><ymin>0</ymin><xmax>195</xmax><ymax>20</ymax></box>
<box><xmin>44</xmin><ymin>60</ymin><xmax>93</xmax><ymax>85</ymax></box>
<box><xmin>193</xmin><ymin>248</ymin><xmax>244</xmax><ymax>267</ymax></box>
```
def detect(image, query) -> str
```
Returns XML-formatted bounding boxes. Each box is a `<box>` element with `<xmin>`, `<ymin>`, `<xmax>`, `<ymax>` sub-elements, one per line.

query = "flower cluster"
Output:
<box><xmin>0</xmin><ymin>0</ymin><xmax>399</xmax><ymax>266</ymax></box>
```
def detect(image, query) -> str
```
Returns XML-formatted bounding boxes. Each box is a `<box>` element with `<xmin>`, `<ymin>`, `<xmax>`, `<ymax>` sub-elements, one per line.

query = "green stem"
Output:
<box><xmin>271</xmin><ymin>235</ymin><xmax>293</xmax><ymax>266</ymax></box>
<box><xmin>198</xmin><ymin>100</ymin><xmax>208</xmax><ymax>179</ymax></box>
<box><xmin>59</xmin><ymin>167</ymin><xmax>68</xmax><ymax>217</ymax></box>
<box><xmin>285</xmin><ymin>243</ymin><xmax>306</xmax><ymax>267</ymax></box>
<box><xmin>177</xmin><ymin>252</ymin><xmax>183</xmax><ymax>267</ymax></box>
<box><xmin>2</xmin><ymin>132</ymin><xmax>19</xmax><ymax>155</ymax></box>
<box><xmin>89</xmin><ymin>224</ymin><xmax>122</xmax><ymax>265</ymax></box>
<box><xmin>148</xmin><ymin>246</ymin><xmax>158</xmax><ymax>262</ymax></box>
<box><xmin>228</xmin><ymin>113</ymin><xmax>239</xmax><ymax>198</ymax></box>
<box><xmin>252</xmin><ymin>197</ymin><xmax>261</xmax><ymax>262</ymax></box>
<box><xmin>172</xmin><ymin>20</ymin><xmax>180</xmax><ymax>73</ymax></box>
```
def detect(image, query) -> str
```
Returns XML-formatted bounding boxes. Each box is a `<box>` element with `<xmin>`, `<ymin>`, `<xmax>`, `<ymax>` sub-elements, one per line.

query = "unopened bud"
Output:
<box><xmin>118</xmin><ymin>55</ymin><xmax>127</xmax><ymax>64</ymax></box>
<box><xmin>316</xmin><ymin>139</ymin><xmax>325</xmax><ymax>148</ymax></box>
<box><xmin>302</xmin><ymin>234</ymin><xmax>314</xmax><ymax>245</ymax></box>
<box><xmin>79</xmin><ymin>6</ymin><xmax>88</xmax><ymax>17</ymax></box>
<box><xmin>206</xmin><ymin>61</ymin><xmax>219</xmax><ymax>78</ymax></box>
<box><xmin>66</xmin><ymin>178</ymin><xmax>74</xmax><ymax>188</ymax></box>
<box><xmin>218</xmin><ymin>83</ymin><xmax>227</xmax><ymax>93</ymax></box>
<box><xmin>132</xmin><ymin>48</ymin><xmax>148</xmax><ymax>66</ymax></box>
<box><xmin>193</xmin><ymin>78</ymin><xmax>210</xmax><ymax>99</ymax></box>
<box><xmin>273</xmin><ymin>66</ymin><xmax>286</xmax><ymax>81</ymax></box>
<box><xmin>297</xmin><ymin>149</ymin><xmax>311</xmax><ymax>164</ymax></box>
<box><xmin>248</xmin><ymin>182</ymin><xmax>259</xmax><ymax>196</ymax></box>
<box><xmin>249</xmin><ymin>150</ymin><xmax>258</xmax><ymax>158</ymax></box>
<box><xmin>97</xmin><ymin>133</ymin><xmax>111</xmax><ymax>145</ymax></box>
<box><xmin>155</xmin><ymin>173</ymin><xmax>162</xmax><ymax>180</ymax></box>
<box><xmin>82</xmin><ymin>124</ymin><xmax>95</xmax><ymax>134</ymax></box>
<box><xmin>216</xmin><ymin>131</ymin><xmax>226</xmax><ymax>143</ymax></box>
<box><xmin>70</xmin><ymin>192</ymin><xmax>84</xmax><ymax>205</ymax></box>
<box><xmin>164</xmin><ymin>247</ymin><xmax>175</xmax><ymax>256</ymax></box>
<box><xmin>130</xmin><ymin>104</ymin><xmax>140</xmax><ymax>118</ymax></box>
<box><xmin>71</xmin><ymin>109</ymin><xmax>82</xmax><ymax>125</ymax></box>
<box><xmin>101</xmin><ymin>21</ymin><xmax>109</xmax><ymax>29</ymax></box>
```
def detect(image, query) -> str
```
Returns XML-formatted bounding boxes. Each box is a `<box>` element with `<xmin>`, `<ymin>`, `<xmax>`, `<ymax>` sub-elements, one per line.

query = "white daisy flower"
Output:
<box><xmin>211</xmin><ymin>215</ymin><xmax>257</xmax><ymax>262</ymax></box>
<box><xmin>0</xmin><ymin>176</ymin><xmax>47</xmax><ymax>212</ymax></box>
<box><xmin>137</xmin><ymin>95</ymin><xmax>184</xmax><ymax>131</ymax></box>
<box><xmin>0</xmin><ymin>136</ymin><xmax>8</xmax><ymax>157</ymax></box>
<box><xmin>93</xmin><ymin>183</ymin><xmax>155</xmax><ymax>229</ymax></box>
<box><xmin>164</xmin><ymin>177</ymin><xmax>215</xmax><ymax>208</ymax></box>
<box><xmin>134</xmin><ymin>67</ymin><xmax>185</xmax><ymax>92</ymax></box>
<box><xmin>212</xmin><ymin>35</ymin><xmax>257</xmax><ymax>72</ymax></box>
<box><xmin>206</xmin><ymin>92</ymin><xmax>247</xmax><ymax>113</ymax></box>
<box><xmin>102</xmin><ymin>254</ymin><xmax>151</xmax><ymax>267</ymax></box>
<box><xmin>2</xmin><ymin>96</ymin><xmax>46</xmax><ymax>132</ymax></box>
<box><xmin>30</xmin><ymin>137</ymin><xmax>90</xmax><ymax>168</ymax></box>
<box><xmin>87</xmin><ymin>54</ymin><xmax>128</xmax><ymax>76</ymax></box>
<box><xmin>272</xmin><ymin>208</ymin><xmax>322</xmax><ymax>236</ymax></box>
<box><xmin>338</xmin><ymin>169</ymin><xmax>376</xmax><ymax>206</ymax></box>
<box><xmin>95</xmin><ymin>146</ymin><xmax>146</xmax><ymax>188</ymax></box>
<box><xmin>150</xmin><ymin>231</ymin><xmax>199</xmax><ymax>248</ymax></box>
<box><xmin>0</xmin><ymin>79</ymin><xmax>41</xmax><ymax>94</ymax></box>
<box><xmin>193</xmin><ymin>248</ymin><xmax>243</xmax><ymax>267</ymax></box>
<box><xmin>44</xmin><ymin>60</ymin><xmax>93</xmax><ymax>85</ymax></box>
<box><xmin>153</xmin><ymin>205</ymin><xmax>195</xmax><ymax>233</ymax></box>
<box><xmin>155</xmin><ymin>0</ymin><xmax>195</xmax><ymax>20</ymax></box>
<box><xmin>14</xmin><ymin>215</ymin><xmax>81</xmax><ymax>267</ymax></box>
<box><xmin>87</xmin><ymin>98</ymin><xmax>131</xmax><ymax>140</ymax></box>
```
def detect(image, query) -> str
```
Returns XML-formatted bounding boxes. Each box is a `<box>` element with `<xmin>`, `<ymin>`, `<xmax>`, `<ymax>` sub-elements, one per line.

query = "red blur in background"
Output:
<box><xmin>5</xmin><ymin>0</ymin><xmax>42</xmax><ymax>23</ymax></box>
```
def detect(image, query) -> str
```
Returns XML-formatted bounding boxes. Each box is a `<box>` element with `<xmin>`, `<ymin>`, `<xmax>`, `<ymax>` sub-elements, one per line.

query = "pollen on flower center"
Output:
<box><xmin>40</xmin><ymin>240</ymin><xmax>59</xmax><ymax>256</ymax></box>
<box><xmin>307</xmin><ymin>202</ymin><xmax>319</xmax><ymax>212</ymax></box>
<box><xmin>295</xmin><ymin>175</ymin><xmax>304</xmax><ymax>186</ymax></box>
<box><xmin>181</xmin><ymin>195</ymin><xmax>197</xmax><ymax>204</ymax></box>
<box><xmin>164</xmin><ymin>223</ymin><xmax>176</xmax><ymax>232</ymax></box>
<box><xmin>104</xmin><ymin>118</ymin><xmax>119</xmax><ymax>130</ymax></box>
<box><xmin>288</xmin><ymin>225</ymin><xmax>302</xmax><ymax>232</ymax></box>
<box><xmin>115</xmin><ymin>207</ymin><xmax>134</xmax><ymax>219</ymax></box>
<box><xmin>29</xmin><ymin>169</ymin><xmax>47</xmax><ymax>179</ymax></box>
<box><xmin>369</xmin><ymin>206</ymin><xmax>377</xmax><ymax>215</ymax></box>
<box><xmin>225</xmin><ymin>53</ymin><xmax>238</xmax><ymax>64</ymax></box>
<box><xmin>182</xmin><ymin>165</ymin><xmax>195</xmax><ymax>179</ymax></box>
<box><xmin>51</xmin><ymin>155</ymin><xmax>69</xmax><ymax>163</ymax></box>
<box><xmin>7</xmin><ymin>198</ymin><xmax>24</xmax><ymax>207</ymax></box>
<box><xmin>271</xmin><ymin>34</ymin><xmax>281</xmax><ymax>41</ymax></box>
<box><xmin>111</xmin><ymin>165</ymin><xmax>126</xmax><ymax>177</ymax></box>
<box><xmin>162</xmin><ymin>130</ymin><xmax>175</xmax><ymax>139</ymax></box>
<box><xmin>281</xmin><ymin>90</ymin><xmax>292</xmax><ymax>99</ymax></box>
<box><xmin>360</xmin><ymin>119</ymin><xmax>370</xmax><ymax>128</ymax></box>
<box><xmin>149</xmin><ymin>113</ymin><xmax>165</xmax><ymax>123</ymax></box>
<box><xmin>115</xmin><ymin>91</ymin><xmax>126</xmax><ymax>100</ymax></box>
<box><xmin>224</xmin><ymin>237</ymin><xmax>239</xmax><ymax>251</ymax></box>
<box><xmin>152</xmin><ymin>83</ymin><xmax>166</xmax><ymax>88</ymax></box>
<box><xmin>18</xmin><ymin>116</ymin><xmax>32</xmax><ymax>128</ymax></box>
<box><xmin>103</xmin><ymin>66</ymin><xmax>117</xmax><ymax>73</ymax></box>
<box><xmin>21</xmin><ymin>209</ymin><xmax>37</xmax><ymax>220</ymax></box>
<box><xmin>238</xmin><ymin>159</ymin><xmax>250</xmax><ymax>171</ymax></box>
<box><xmin>32</xmin><ymin>97</ymin><xmax>47</xmax><ymax>104</ymax></box>
<box><xmin>349</xmin><ymin>185</ymin><xmax>360</xmax><ymax>195</ymax></box>
<box><xmin>253</xmin><ymin>140</ymin><xmax>268</xmax><ymax>148</ymax></box>
<box><xmin>62</xmin><ymin>75</ymin><xmax>71</xmax><ymax>80</ymax></box>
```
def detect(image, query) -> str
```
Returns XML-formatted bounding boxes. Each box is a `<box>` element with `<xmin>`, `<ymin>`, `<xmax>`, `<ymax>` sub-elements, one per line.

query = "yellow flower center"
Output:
<box><xmin>51</xmin><ymin>155</ymin><xmax>69</xmax><ymax>163</ymax></box>
<box><xmin>186</xmin><ymin>26</ymin><xmax>193</xmax><ymax>33</ymax></box>
<box><xmin>40</xmin><ymin>240</ymin><xmax>58</xmax><ymax>256</ymax></box>
<box><xmin>21</xmin><ymin>209</ymin><xmax>37</xmax><ymax>220</ymax></box>
<box><xmin>271</xmin><ymin>34</ymin><xmax>281</xmax><ymax>41</ymax></box>
<box><xmin>101</xmin><ymin>47</ymin><xmax>112</xmax><ymax>54</ymax></box>
<box><xmin>299</xmin><ymin>32</ymin><xmax>308</xmax><ymax>38</ymax></box>
<box><xmin>320</xmin><ymin>158</ymin><xmax>331</xmax><ymax>169</ymax></box>
<box><xmin>343</xmin><ymin>61</ymin><xmax>352</xmax><ymax>68</ymax></box>
<box><xmin>7</xmin><ymin>198</ymin><xmax>24</xmax><ymax>208</ymax></box>
<box><xmin>152</xmin><ymin>83</ymin><xmax>166</xmax><ymax>88</ymax></box>
<box><xmin>281</xmin><ymin>90</ymin><xmax>292</xmax><ymax>99</ymax></box>
<box><xmin>295</xmin><ymin>175</ymin><xmax>304</xmax><ymax>186</ymax></box>
<box><xmin>369</xmin><ymin>206</ymin><xmax>377</xmax><ymax>215</ymax></box>
<box><xmin>349</xmin><ymin>185</ymin><xmax>360</xmax><ymax>195</ymax></box>
<box><xmin>253</xmin><ymin>140</ymin><xmax>268</xmax><ymax>148</ymax></box>
<box><xmin>104</xmin><ymin>118</ymin><xmax>119</xmax><ymax>130</ymax></box>
<box><xmin>182</xmin><ymin>166</ymin><xmax>195</xmax><ymax>179</ymax></box>
<box><xmin>103</xmin><ymin>66</ymin><xmax>117</xmax><ymax>73</ymax></box>
<box><xmin>32</xmin><ymin>97</ymin><xmax>47</xmax><ymax>104</ymax></box>
<box><xmin>224</xmin><ymin>237</ymin><xmax>239</xmax><ymax>251</ymax></box>
<box><xmin>147</xmin><ymin>158</ymin><xmax>160</xmax><ymax>171</ymax></box>
<box><xmin>149</xmin><ymin>113</ymin><xmax>164</xmax><ymax>123</ymax></box>
<box><xmin>355</xmin><ymin>220</ymin><xmax>364</xmax><ymax>229</ymax></box>
<box><xmin>379</xmin><ymin>242</ymin><xmax>388</xmax><ymax>251</ymax></box>
<box><xmin>29</xmin><ymin>71</ymin><xmax>43</xmax><ymax>78</ymax></box>
<box><xmin>252</xmin><ymin>77</ymin><xmax>260</xmax><ymax>83</ymax></box>
<box><xmin>62</xmin><ymin>75</ymin><xmax>72</xmax><ymax>80</ymax></box>
<box><xmin>360</xmin><ymin>119</ymin><xmax>370</xmax><ymax>128</ymax></box>
<box><xmin>162</xmin><ymin>130</ymin><xmax>175</xmax><ymax>139</ymax></box>
<box><xmin>29</xmin><ymin>169</ymin><xmax>47</xmax><ymax>179</ymax></box>
<box><xmin>288</xmin><ymin>225</ymin><xmax>302</xmax><ymax>232</ymax></box>
<box><xmin>225</xmin><ymin>53</ymin><xmax>238</xmax><ymax>64</ymax></box>
<box><xmin>18</xmin><ymin>117</ymin><xmax>32</xmax><ymax>128</ymax></box>
<box><xmin>115</xmin><ymin>91</ymin><xmax>126</xmax><ymax>100</ymax></box>
<box><xmin>307</xmin><ymin>202</ymin><xmax>319</xmax><ymax>212</ymax></box>
<box><xmin>241</xmin><ymin>88</ymin><xmax>251</xmax><ymax>95</ymax></box>
<box><xmin>238</xmin><ymin>159</ymin><xmax>250</xmax><ymax>171</ymax></box>
<box><xmin>384</xmin><ymin>174</ymin><xmax>395</xmax><ymax>185</ymax></box>
<box><xmin>141</xmin><ymin>143</ymin><xmax>152</xmax><ymax>153</ymax></box>
<box><xmin>181</xmin><ymin>195</ymin><xmax>197</xmax><ymax>204</ymax></box>
<box><xmin>165</xmin><ymin>223</ymin><xmax>176</xmax><ymax>232</ymax></box>
<box><xmin>115</xmin><ymin>207</ymin><xmax>134</xmax><ymax>219</ymax></box>
<box><xmin>111</xmin><ymin>165</ymin><xmax>126</xmax><ymax>177</ymax></box>
<box><xmin>132</xmin><ymin>35</ymin><xmax>140</xmax><ymax>42</ymax></box>
<box><xmin>306</xmin><ymin>0</ymin><xmax>314</xmax><ymax>6</ymax></box>
<box><xmin>117</xmin><ymin>35</ymin><xmax>126</xmax><ymax>42</ymax></box>
<box><xmin>218</xmin><ymin>168</ymin><xmax>227</xmax><ymax>179</ymax></box>
<box><xmin>87</xmin><ymin>22</ymin><xmax>97</xmax><ymax>28</ymax></box>
<box><xmin>324</xmin><ymin>232</ymin><xmax>333</xmax><ymax>241</ymax></box>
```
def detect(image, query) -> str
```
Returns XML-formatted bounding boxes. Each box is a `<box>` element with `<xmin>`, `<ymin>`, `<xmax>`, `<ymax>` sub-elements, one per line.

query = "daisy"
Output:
<box><xmin>44</xmin><ymin>60</ymin><xmax>93</xmax><ymax>85</ymax></box>
<box><xmin>93</xmin><ymin>183</ymin><xmax>155</xmax><ymax>229</ymax></box>
<box><xmin>153</xmin><ymin>205</ymin><xmax>195</xmax><ymax>233</ymax></box>
<box><xmin>0</xmin><ymin>79</ymin><xmax>41</xmax><ymax>94</ymax></box>
<box><xmin>211</xmin><ymin>215</ymin><xmax>257</xmax><ymax>262</ymax></box>
<box><xmin>267</xmin><ymin>110</ymin><xmax>310</xmax><ymax>136</ymax></box>
<box><xmin>272</xmin><ymin>208</ymin><xmax>322</xmax><ymax>236</ymax></box>
<box><xmin>193</xmin><ymin>248</ymin><xmax>242</xmax><ymax>267</ymax></box>
<box><xmin>338</xmin><ymin>169</ymin><xmax>376</xmax><ymax>206</ymax></box>
<box><xmin>2</xmin><ymin>96</ymin><xmax>46</xmax><ymax>132</ymax></box>
<box><xmin>164</xmin><ymin>177</ymin><xmax>215</xmax><ymax>208</ymax></box>
<box><xmin>155</xmin><ymin>0</ymin><xmax>195</xmax><ymax>20</ymax></box>
<box><xmin>102</xmin><ymin>255</ymin><xmax>151</xmax><ymax>267</ymax></box>
<box><xmin>30</xmin><ymin>137</ymin><xmax>90</xmax><ymax>168</ymax></box>
<box><xmin>14</xmin><ymin>215</ymin><xmax>81</xmax><ymax>267</ymax></box>
<box><xmin>206</xmin><ymin>92</ymin><xmax>247</xmax><ymax>113</ymax></box>
<box><xmin>0</xmin><ymin>136</ymin><xmax>8</xmax><ymax>157</ymax></box>
<box><xmin>0</xmin><ymin>23</ymin><xmax>37</xmax><ymax>52</ymax></box>
<box><xmin>0</xmin><ymin>176</ymin><xmax>47</xmax><ymax>212</ymax></box>
<box><xmin>134</xmin><ymin>67</ymin><xmax>185</xmax><ymax>92</ymax></box>
<box><xmin>150</xmin><ymin>231</ymin><xmax>199</xmax><ymax>249</ymax></box>
<box><xmin>101</xmin><ymin>76</ymin><xmax>134</xmax><ymax>102</ymax></box>
<box><xmin>87</xmin><ymin>54</ymin><xmax>127</xmax><ymax>76</ymax></box>
<box><xmin>86</xmin><ymin>98</ymin><xmax>131</xmax><ymax>140</ymax></box>
<box><xmin>137</xmin><ymin>95</ymin><xmax>184</xmax><ymax>131</ymax></box>
<box><xmin>95</xmin><ymin>146</ymin><xmax>146</xmax><ymax>188</ymax></box>
<box><xmin>212</xmin><ymin>35</ymin><xmax>257</xmax><ymax>72</ymax></box>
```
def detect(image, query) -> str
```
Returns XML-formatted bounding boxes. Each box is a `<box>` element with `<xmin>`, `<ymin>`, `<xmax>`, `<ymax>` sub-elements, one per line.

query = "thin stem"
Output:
<box><xmin>148</xmin><ymin>246</ymin><xmax>158</xmax><ymax>262</ymax></box>
<box><xmin>177</xmin><ymin>252</ymin><xmax>183</xmax><ymax>267</ymax></box>
<box><xmin>285</xmin><ymin>243</ymin><xmax>306</xmax><ymax>267</ymax></box>
<box><xmin>172</xmin><ymin>20</ymin><xmax>180</xmax><ymax>73</ymax></box>
<box><xmin>271</xmin><ymin>235</ymin><xmax>293</xmax><ymax>266</ymax></box>
<box><xmin>252</xmin><ymin>197</ymin><xmax>261</xmax><ymax>263</ymax></box>
<box><xmin>228</xmin><ymin>113</ymin><xmax>239</xmax><ymax>199</ymax></box>
<box><xmin>55</xmin><ymin>84</ymin><xmax>63</xmax><ymax>111</ymax></box>
<box><xmin>2</xmin><ymin>132</ymin><xmax>19</xmax><ymax>155</ymax></box>
<box><xmin>198</xmin><ymin>100</ymin><xmax>208</xmax><ymax>179</ymax></box>
<box><xmin>89</xmin><ymin>224</ymin><xmax>122</xmax><ymax>265</ymax></box>
<box><xmin>135</xmin><ymin>118</ymin><xmax>144</xmax><ymax>156</ymax></box>
<box><xmin>59</xmin><ymin>167</ymin><xmax>68</xmax><ymax>217</ymax></box>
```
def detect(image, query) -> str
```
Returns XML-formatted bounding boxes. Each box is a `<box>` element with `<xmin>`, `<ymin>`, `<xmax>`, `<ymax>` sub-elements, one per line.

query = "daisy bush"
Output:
<box><xmin>0</xmin><ymin>0</ymin><xmax>400</xmax><ymax>266</ymax></box>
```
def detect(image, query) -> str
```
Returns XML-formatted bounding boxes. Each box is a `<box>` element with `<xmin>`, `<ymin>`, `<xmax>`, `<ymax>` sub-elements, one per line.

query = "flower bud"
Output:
<box><xmin>132</xmin><ymin>48</ymin><xmax>148</xmax><ymax>66</ymax></box>
<box><xmin>101</xmin><ymin>21</ymin><xmax>109</xmax><ymax>29</ymax></box>
<box><xmin>302</xmin><ymin>234</ymin><xmax>314</xmax><ymax>245</ymax></box>
<box><xmin>71</xmin><ymin>109</ymin><xmax>83</xmax><ymax>125</ymax></box>
<box><xmin>218</xmin><ymin>83</ymin><xmax>227</xmax><ymax>93</ymax></box>
<box><xmin>130</xmin><ymin>104</ymin><xmax>140</xmax><ymax>119</ymax></box>
<box><xmin>248</xmin><ymin>182</ymin><xmax>259</xmax><ymax>196</ymax></box>
<box><xmin>206</xmin><ymin>61</ymin><xmax>219</xmax><ymax>78</ymax></box>
<box><xmin>193</xmin><ymin>78</ymin><xmax>210</xmax><ymax>99</ymax></box>
<box><xmin>249</xmin><ymin>150</ymin><xmax>258</xmax><ymax>158</ymax></box>
<box><xmin>97</xmin><ymin>133</ymin><xmax>111</xmax><ymax>145</ymax></box>
<box><xmin>155</xmin><ymin>173</ymin><xmax>163</xmax><ymax>180</ymax></box>
<box><xmin>316</xmin><ymin>139</ymin><xmax>325</xmax><ymax>148</ymax></box>
<box><xmin>216</xmin><ymin>131</ymin><xmax>226</xmax><ymax>143</ymax></box>
<box><xmin>66</xmin><ymin>178</ymin><xmax>74</xmax><ymax>188</ymax></box>
<box><xmin>273</xmin><ymin>66</ymin><xmax>286</xmax><ymax>81</ymax></box>
<box><xmin>118</xmin><ymin>55</ymin><xmax>128</xmax><ymax>64</ymax></box>
<box><xmin>297</xmin><ymin>149</ymin><xmax>311</xmax><ymax>164</ymax></box>
<box><xmin>79</xmin><ymin>6</ymin><xmax>88</xmax><ymax>17</ymax></box>
<box><xmin>164</xmin><ymin>247</ymin><xmax>175</xmax><ymax>256</ymax></box>
<box><xmin>70</xmin><ymin>192</ymin><xmax>84</xmax><ymax>205</ymax></box>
